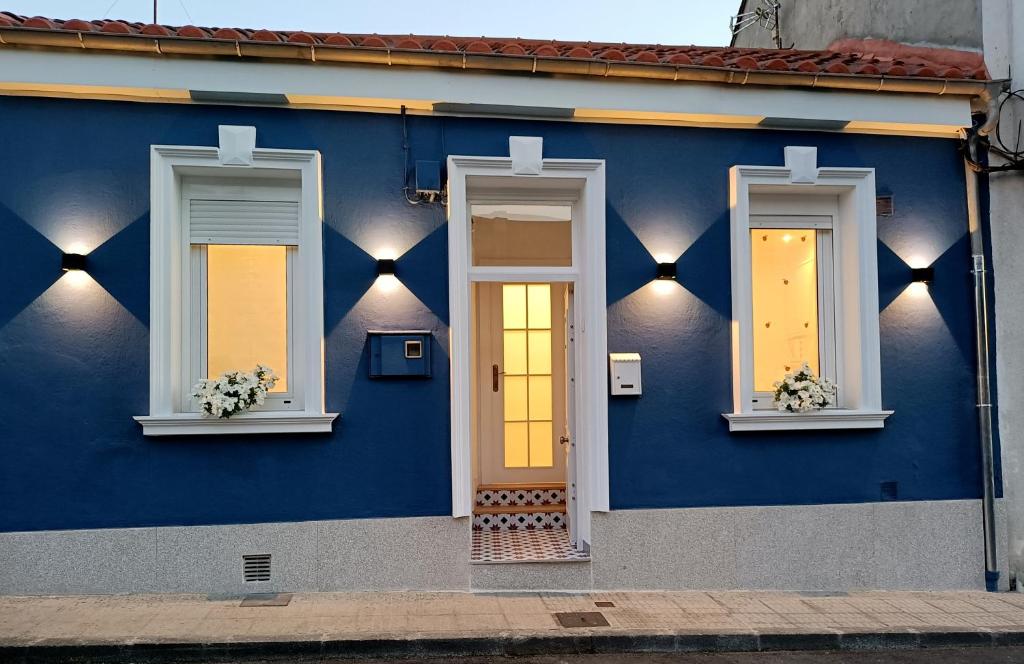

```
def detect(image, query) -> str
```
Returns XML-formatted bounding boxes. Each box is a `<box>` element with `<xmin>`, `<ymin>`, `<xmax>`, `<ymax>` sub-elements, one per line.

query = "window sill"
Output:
<box><xmin>134</xmin><ymin>411</ymin><xmax>339</xmax><ymax>436</ymax></box>
<box><xmin>722</xmin><ymin>409</ymin><xmax>893</xmax><ymax>432</ymax></box>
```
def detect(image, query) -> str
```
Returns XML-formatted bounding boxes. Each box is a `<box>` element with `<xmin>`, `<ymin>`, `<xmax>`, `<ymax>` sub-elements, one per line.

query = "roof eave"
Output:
<box><xmin>0</xmin><ymin>27</ymin><xmax>990</xmax><ymax>97</ymax></box>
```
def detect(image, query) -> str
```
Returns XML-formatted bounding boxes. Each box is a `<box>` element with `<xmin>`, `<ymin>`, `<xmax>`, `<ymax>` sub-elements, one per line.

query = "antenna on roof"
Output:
<box><xmin>153</xmin><ymin>0</ymin><xmax>158</xmax><ymax>24</ymax></box>
<box><xmin>730</xmin><ymin>0</ymin><xmax>783</xmax><ymax>49</ymax></box>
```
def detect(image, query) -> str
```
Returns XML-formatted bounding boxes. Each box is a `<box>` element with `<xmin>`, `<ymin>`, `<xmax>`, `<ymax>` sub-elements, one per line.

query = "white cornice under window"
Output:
<box><xmin>135</xmin><ymin>412</ymin><xmax>338</xmax><ymax>436</ymax></box>
<box><xmin>724</xmin><ymin>410</ymin><xmax>892</xmax><ymax>432</ymax></box>
<box><xmin>724</xmin><ymin>146</ymin><xmax>892</xmax><ymax>433</ymax></box>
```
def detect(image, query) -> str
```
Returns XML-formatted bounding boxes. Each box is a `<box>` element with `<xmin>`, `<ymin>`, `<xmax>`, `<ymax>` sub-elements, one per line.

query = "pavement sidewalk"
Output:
<box><xmin>4</xmin><ymin>589</ymin><xmax>1024</xmax><ymax>661</ymax></box>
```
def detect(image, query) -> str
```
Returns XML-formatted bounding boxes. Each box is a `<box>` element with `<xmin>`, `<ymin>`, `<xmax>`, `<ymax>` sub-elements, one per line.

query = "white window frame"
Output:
<box><xmin>724</xmin><ymin>146</ymin><xmax>892</xmax><ymax>432</ymax></box>
<box><xmin>135</xmin><ymin>126</ymin><xmax>337</xmax><ymax>436</ymax></box>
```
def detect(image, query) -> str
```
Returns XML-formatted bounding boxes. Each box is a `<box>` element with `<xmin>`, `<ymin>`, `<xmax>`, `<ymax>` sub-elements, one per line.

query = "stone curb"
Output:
<box><xmin>2</xmin><ymin>629</ymin><xmax>1023</xmax><ymax>662</ymax></box>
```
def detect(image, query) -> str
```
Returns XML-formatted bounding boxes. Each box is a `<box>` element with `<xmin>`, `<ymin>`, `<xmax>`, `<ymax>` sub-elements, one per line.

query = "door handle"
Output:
<box><xmin>492</xmin><ymin>364</ymin><xmax>500</xmax><ymax>392</ymax></box>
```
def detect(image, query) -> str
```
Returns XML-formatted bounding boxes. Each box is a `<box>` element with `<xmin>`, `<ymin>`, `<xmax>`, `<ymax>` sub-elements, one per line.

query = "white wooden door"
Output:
<box><xmin>477</xmin><ymin>282</ymin><xmax>567</xmax><ymax>485</ymax></box>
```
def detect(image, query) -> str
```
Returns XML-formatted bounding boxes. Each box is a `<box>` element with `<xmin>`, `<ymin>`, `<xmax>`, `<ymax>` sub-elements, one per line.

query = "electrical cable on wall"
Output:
<box><xmin>964</xmin><ymin>88</ymin><xmax>1024</xmax><ymax>174</ymax></box>
<box><xmin>400</xmin><ymin>105</ymin><xmax>447</xmax><ymax>207</ymax></box>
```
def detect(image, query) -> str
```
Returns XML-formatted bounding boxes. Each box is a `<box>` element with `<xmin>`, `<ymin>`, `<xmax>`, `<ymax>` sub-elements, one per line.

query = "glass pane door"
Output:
<box><xmin>502</xmin><ymin>283</ymin><xmax>554</xmax><ymax>468</ymax></box>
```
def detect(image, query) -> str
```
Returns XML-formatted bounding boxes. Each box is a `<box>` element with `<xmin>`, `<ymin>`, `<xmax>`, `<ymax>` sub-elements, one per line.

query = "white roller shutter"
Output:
<box><xmin>189</xmin><ymin>199</ymin><xmax>300</xmax><ymax>245</ymax></box>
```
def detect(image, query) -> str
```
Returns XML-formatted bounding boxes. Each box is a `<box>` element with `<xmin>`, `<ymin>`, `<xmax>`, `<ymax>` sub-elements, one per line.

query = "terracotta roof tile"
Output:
<box><xmin>431</xmin><ymin>38</ymin><xmax>458</xmax><ymax>52</ymax></box>
<box><xmin>324</xmin><ymin>34</ymin><xmax>353</xmax><ymax>47</ymax></box>
<box><xmin>175</xmin><ymin>25</ymin><xmax>208</xmax><ymax>39</ymax></box>
<box><xmin>632</xmin><ymin>50</ymin><xmax>660</xmax><ymax>63</ymax></box>
<box><xmin>0</xmin><ymin>11</ymin><xmax>989</xmax><ymax>82</ymax></box>
<box><xmin>21</xmin><ymin>16</ymin><xmax>55</xmax><ymax>29</ymax></box>
<box><xmin>359</xmin><ymin>35</ymin><xmax>387</xmax><ymax>48</ymax></box>
<box><xmin>250</xmin><ymin>29</ymin><xmax>281</xmax><ymax>42</ymax></box>
<box><xmin>464</xmin><ymin>40</ymin><xmax>492</xmax><ymax>53</ymax></box>
<box><xmin>139</xmin><ymin>23</ymin><xmax>170</xmax><ymax>36</ymax></box>
<box><xmin>665</xmin><ymin>53</ymin><xmax>693</xmax><ymax>66</ymax></box>
<box><xmin>395</xmin><ymin>37</ymin><xmax>422</xmax><ymax>49</ymax></box>
<box><xmin>99</xmin><ymin>20</ymin><xmax>132</xmax><ymax>34</ymax></box>
<box><xmin>599</xmin><ymin>48</ymin><xmax>626</xmax><ymax>61</ymax></box>
<box><xmin>760</xmin><ymin>58</ymin><xmax>789</xmax><ymax>72</ymax></box>
<box><xmin>733</xmin><ymin>55</ymin><xmax>759</xmax><ymax>70</ymax></box>
<box><xmin>62</xmin><ymin>18</ymin><xmax>94</xmax><ymax>31</ymax></box>
<box><xmin>211</xmin><ymin>27</ymin><xmax>244</xmax><ymax>41</ymax></box>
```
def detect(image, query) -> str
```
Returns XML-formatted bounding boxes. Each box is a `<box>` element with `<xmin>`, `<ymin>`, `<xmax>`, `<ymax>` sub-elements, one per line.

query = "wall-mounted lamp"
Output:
<box><xmin>910</xmin><ymin>266</ymin><xmax>934</xmax><ymax>283</ymax></box>
<box><xmin>61</xmin><ymin>253</ymin><xmax>87</xmax><ymax>272</ymax></box>
<box><xmin>655</xmin><ymin>262</ymin><xmax>677</xmax><ymax>280</ymax></box>
<box><xmin>377</xmin><ymin>258</ymin><xmax>396</xmax><ymax>276</ymax></box>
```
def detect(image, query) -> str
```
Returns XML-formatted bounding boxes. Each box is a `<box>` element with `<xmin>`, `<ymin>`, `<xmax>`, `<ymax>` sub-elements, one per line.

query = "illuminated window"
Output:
<box><xmin>502</xmin><ymin>283</ymin><xmax>554</xmax><ymax>468</ymax></box>
<box><xmin>205</xmin><ymin>245</ymin><xmax>290</xmax><ymax>393</ymax></box>
<box><xmin>183</xmin><ymin>181</ymin><xmax>307</xmax><ymax>413</ymax></box>
<box><xmin>749</xmin><ymin>218</ymin><xmax>836</xmax><ymax>408</ymax></box>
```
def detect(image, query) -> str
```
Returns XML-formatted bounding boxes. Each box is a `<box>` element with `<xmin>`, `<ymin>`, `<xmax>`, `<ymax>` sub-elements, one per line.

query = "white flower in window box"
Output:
<box><xmin>772</xmin><ymin>363</ymin><xmax>836</xmax><ymax>413</ymax></box>
<box><xmin>192</xmin><ymin>365</ymin><xmax>279</xmax><ymax>418</ymax></box>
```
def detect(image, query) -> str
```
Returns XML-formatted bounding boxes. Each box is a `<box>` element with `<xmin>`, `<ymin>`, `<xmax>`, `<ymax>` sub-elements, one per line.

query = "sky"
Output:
<box><xmin>4</xmin><ymin>1</ymin><xmax>738</xmax><ymax>46</ymax></box>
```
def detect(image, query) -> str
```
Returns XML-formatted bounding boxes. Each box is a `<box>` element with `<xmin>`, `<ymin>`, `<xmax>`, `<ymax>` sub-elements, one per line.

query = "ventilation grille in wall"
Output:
<box><xmin>876</xmin><ymin>195</ymin><xmax>894</xmax><ymax>217</ymax></box>
<box><xmin>243</xmin><ymin>554</ymin><xmax>272</xmax><ymax>582</ymax></box>
<box><xmin>880</xmin><ymin>481</ymin><xmax>899</xmax><ymax>501</ymax></box>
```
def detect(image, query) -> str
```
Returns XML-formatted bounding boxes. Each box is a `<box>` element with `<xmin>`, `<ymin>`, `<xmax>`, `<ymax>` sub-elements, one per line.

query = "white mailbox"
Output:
<box><xmin>609</xmin><ymin>353</ymin><xmax>642</xmax><ymax>396</ymax></box>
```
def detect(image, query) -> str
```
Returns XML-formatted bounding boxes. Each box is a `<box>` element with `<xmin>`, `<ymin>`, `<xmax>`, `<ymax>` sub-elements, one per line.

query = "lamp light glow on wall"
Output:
<box><xmin>61</xmin><ymin>253</ymin><xmax>87</xmax><ymax>272</ymax></box>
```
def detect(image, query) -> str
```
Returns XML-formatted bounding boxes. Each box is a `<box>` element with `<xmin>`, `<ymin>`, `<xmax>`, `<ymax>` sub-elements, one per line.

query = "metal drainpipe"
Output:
<box><xmin>964</xmin><ymin>111</ymin><xmax>1000</xmax><ymax>591</ymax></box>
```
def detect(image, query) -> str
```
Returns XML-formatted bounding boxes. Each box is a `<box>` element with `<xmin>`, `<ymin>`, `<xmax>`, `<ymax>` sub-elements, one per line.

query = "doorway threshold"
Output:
<box><xmin>471</xmin><ymin>529</ymin><xmax>590</xmax><ymax>564</ymax></box>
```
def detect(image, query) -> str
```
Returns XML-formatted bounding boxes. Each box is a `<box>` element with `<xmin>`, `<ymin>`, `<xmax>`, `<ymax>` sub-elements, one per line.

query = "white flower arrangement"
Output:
<box><xmin>192</xmin><ymin>365</ymin><xmax>278</xmax><ymax>418</ymax></box>
<box><xmin>772</xmin><ymin>362</ymin><xmax>836</xmax><ymax>413</ymax></box>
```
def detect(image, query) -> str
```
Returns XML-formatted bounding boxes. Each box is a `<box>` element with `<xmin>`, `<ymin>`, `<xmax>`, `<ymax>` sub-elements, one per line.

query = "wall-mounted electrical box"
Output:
<box><xmin>415</xmin><ymin>160</ymin><xmax>441</xmax><ymax>198</ymax></box>
<box><xmin>368</xmin><ymin>330</ymin><xmax>432</xmax><ymax>378</ymax></box>
<box><xmin>609</xmin><ymin>352</ymin><xmax>642</xmax><ymax>396</ymax></box>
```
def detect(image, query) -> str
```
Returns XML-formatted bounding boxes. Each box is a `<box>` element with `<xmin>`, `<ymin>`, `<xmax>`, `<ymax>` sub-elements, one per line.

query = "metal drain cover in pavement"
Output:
<box><xmin>554</xmin><ymin>611</ymin><xmax>610</xmax><ymax>628</ymax></box>
<box><xmin>239</xmin><ymin>593</ymin><xmax>292</xmax><ymax>607</ymax></box>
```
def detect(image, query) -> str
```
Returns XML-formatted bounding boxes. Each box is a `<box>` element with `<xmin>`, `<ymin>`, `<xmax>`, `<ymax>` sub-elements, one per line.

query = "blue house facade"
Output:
<box><xmin>0</xmin><ymin>14</ymin><xmax>1006</xmax><ymax>594</ymax></box>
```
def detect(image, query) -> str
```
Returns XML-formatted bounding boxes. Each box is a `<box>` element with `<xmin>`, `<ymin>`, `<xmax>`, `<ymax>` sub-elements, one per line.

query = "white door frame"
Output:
<box><xmin>447</xmin><ymin>155</ymin><xmax>609</xmax><ymax>546</ymax></box>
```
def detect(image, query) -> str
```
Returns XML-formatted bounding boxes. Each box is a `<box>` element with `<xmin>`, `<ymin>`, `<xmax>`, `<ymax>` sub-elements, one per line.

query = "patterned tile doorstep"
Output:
<box><xmin>475</xmin><ymin>488</ymin><xmax>566</xmax><ymax>508</ymax></box>
<box><xmin>472</xmin><ymin>511</ymin><xmax>566</xmax><ymax>531</ymax></box>
<box><xmin>471</xmin><ymin>529</ymin><xmax>590</xmax><ymax>563</ymax></box>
